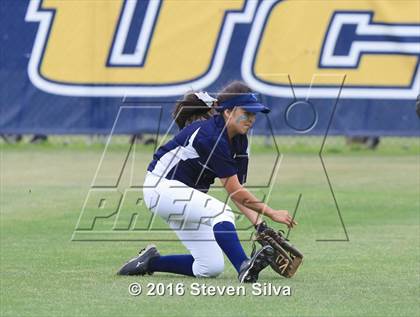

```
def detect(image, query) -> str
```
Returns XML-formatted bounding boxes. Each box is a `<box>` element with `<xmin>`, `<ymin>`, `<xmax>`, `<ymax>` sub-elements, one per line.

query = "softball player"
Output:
<box><xmin>118</xmin><ymin>81</ymin><xmax>296</xmax><ymax>283</ymax></box>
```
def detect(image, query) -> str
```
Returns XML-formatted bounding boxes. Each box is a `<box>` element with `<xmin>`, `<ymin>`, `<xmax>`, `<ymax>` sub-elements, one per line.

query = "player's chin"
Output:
<box><xmin>241</xmin><ymin>126</ymin><xmax>251</xmax><ymax>134</ymax></box>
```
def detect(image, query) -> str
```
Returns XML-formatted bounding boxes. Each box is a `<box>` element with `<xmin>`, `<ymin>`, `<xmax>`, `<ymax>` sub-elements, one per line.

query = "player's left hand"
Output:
<box><xmin>254</xmin><ymin>222</ymin><xmax>303</xmax><ymax>278</ymax></box>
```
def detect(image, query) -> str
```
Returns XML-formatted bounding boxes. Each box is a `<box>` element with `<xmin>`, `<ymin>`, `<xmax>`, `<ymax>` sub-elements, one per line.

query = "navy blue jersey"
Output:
<box><xmin>147</xmin><ymin>115</ymin><xmax>249</xmax><ymax>193</ymax></box>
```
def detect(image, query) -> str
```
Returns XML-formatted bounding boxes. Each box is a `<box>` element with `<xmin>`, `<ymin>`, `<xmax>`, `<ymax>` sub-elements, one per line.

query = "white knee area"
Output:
<box><xmin>211</xmin><ymin>209</ymin><xmax>235</xmax><ymax>228</ymax></box>
<box><xmin>193</xmin><ymin>256</ymin><xmax>225</xmax><ymax>278</ymax></box>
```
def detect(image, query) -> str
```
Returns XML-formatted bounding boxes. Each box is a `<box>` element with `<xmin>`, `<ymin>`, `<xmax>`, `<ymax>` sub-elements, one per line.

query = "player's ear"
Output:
<box><xmin>224</xmin><ymin>109</ymin><xmax>233</xmax><ymax>120</ymax></box>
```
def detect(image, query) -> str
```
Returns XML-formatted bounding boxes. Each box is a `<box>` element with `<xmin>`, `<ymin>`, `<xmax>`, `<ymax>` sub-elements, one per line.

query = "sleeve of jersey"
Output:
<box><xmin>195</xmin><ymin>137</ymin><xmax>238</xmax><ymax>178</ymax></box>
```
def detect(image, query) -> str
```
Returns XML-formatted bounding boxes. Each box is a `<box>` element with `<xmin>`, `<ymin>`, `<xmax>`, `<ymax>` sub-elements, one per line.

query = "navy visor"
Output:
<box><xmin>217</xmin><ymin>93</ymin><xmax>271</xmax><ymax>113</ymax></box>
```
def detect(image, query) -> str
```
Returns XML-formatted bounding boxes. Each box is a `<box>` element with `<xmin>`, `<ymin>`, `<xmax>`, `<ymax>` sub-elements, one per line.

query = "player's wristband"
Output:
<box><xmin>255</xmin><ymin>221</ymin><xmax>268</xmax><ymax>233</ymax></box>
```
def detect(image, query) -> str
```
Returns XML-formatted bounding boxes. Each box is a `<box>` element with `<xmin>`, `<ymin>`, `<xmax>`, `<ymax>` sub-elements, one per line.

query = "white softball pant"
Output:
<box><xmin>142</xmin><ymin>172</ymin><xmax>235</xmax><ymax>278</ymax></box>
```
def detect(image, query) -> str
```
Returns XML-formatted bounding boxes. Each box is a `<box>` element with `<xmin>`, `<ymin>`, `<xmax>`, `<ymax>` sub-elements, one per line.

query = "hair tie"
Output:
<box><xmin>194</xmin><ymin>91</ymin><xmax>217</xmax><ymax>108</ymax></box>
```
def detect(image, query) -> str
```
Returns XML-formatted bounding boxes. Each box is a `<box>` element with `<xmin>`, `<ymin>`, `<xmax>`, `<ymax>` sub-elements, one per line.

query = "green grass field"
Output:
<box><xmin>1</xmin><ymin>138</ymin><xmax>419</xmax><ymax>317</ymax></box>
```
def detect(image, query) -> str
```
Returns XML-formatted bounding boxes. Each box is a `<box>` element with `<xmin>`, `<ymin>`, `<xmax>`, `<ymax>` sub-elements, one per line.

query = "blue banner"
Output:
<box><xmin>1</xmin><ymin>0</ymin><xmax>419</xmax><ymax>136</ymax></box>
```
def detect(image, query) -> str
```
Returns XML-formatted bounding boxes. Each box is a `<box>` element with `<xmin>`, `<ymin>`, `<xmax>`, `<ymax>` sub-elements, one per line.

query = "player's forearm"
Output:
<box><xmin>229</xmin><ymin>187</ymin><xmax>275</xmax><ymax>218</ymax></box>
<box><xmin>232</xmin><ymin>199</ymin><xmax>263</xmax><ymax>226</ymax></box>
<box><xmin>220</xmin><ymin>175</ymin><xmax>276</xmax><ymax>218</ymax></box>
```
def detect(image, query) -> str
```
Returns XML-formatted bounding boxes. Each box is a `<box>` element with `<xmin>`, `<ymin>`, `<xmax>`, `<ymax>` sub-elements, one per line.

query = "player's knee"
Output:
<box><xmin>194</xmin><ymin>258</ymin><xmax>224</xmax><ymax>278</ymax></box>
<box><xmin>206</xmin><ymin>259</ymin><xmax>224</xmax><ymax>277</ymax></box>
<box><xmin>212</xmin><ymin>208</ymin><xmax>235</xmax><ymax>227</ymax></box>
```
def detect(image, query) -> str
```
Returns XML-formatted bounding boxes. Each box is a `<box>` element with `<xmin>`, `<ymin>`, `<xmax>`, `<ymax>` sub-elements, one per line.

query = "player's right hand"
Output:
<box><xmin>269</xmin><ymin>210</ymin><xmax>297</xmax><ymax>228</ymax></box>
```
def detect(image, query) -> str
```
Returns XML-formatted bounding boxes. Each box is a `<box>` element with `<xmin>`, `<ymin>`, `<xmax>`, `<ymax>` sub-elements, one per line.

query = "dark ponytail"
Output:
<box><xmin>172</xmin><ymin>92</ymin><xmax>215</xmax><ymax>129</ymax></box>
